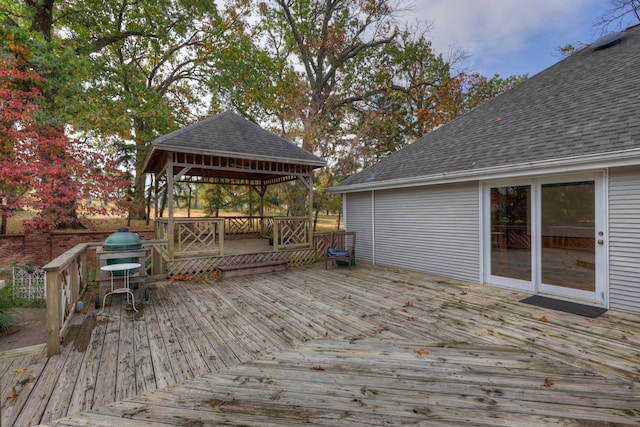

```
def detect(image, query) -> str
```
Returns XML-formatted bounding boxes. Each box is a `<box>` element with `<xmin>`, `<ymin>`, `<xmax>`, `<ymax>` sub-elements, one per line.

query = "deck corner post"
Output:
<box><xmin>45</xmin><ymin>269</ymin><xmax>61</xmax><ymax>356</ymax></box>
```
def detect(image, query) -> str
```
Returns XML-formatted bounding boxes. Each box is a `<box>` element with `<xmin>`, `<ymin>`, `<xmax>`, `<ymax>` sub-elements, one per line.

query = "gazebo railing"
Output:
<box><xmin>273</xmin><ymin>217</ymin><xmax>311</xmax><ymax>251</ymax></box>
<box><xmin>155</xmin><ymin>217</ymin><xmax>225</xmax><ymax>258</ymax></box>
<box><xmin>154</xmin><ymin>216</ymin><xmax>310</xmax><ymax>258</ymax></box>
<box><xmin>224</xmin><ymin>216</ymin><xmax>274</xmax><ymax>238</ymax></box>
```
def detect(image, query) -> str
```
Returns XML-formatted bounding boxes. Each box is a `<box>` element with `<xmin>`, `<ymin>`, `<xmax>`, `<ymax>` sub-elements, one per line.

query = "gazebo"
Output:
<box><xmin>141</xmin><ymin>111</ymin><xmax>326</xmax><ymax>276</ymax></box>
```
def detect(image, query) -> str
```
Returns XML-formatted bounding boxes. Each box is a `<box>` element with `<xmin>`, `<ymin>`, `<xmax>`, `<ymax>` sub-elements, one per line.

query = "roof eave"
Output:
<box><xmin>329</xmin><ymin>148</ymin><xmax>640</xmax><ymax>193</ymax></box>
<box><xmin>144</xmin><ymin>144</ymin><xmax>326</xmax><ymax>173</ymax></box>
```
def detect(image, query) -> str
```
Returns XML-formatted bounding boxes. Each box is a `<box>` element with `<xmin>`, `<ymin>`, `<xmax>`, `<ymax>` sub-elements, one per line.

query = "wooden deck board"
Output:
<box><xmin>1</xmin><ymin>263</ymin><xmax>638</xmax><ymax>426</ymax></box>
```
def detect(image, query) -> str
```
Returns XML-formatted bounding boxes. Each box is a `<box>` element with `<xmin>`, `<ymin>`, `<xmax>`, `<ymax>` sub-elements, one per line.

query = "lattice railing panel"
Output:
<box><xmin>285</xmin><ymin>249</ymin><xmax>318</xmax><ymax>266</ymax></box>
<box><xmin>166</xmin><ymin>248</ymin><xmax>328</xmax><ymax>277</ymax></box>
<box><xmin>177</xmin><ymin>221</ymin><xmax>220</xmax><ymax>253</ymax></box>
<box><xmin>168</xmin><ymin>251</ymin><xmax>289</xmax><ymax>277</ymax></box>
<box><xmin>225</xmin><ymin>217</ymin><xmax>259</xmax><ymax>235</ymax></box>
<box><xmin>314</xmin><ymin>232</ymin><xmax>331</xmax><ymax>258</ymax></box>
<box><xmin>274</xmin><ymin>217</ymin><xmax>310</xmax><ymax>249</ymax></box>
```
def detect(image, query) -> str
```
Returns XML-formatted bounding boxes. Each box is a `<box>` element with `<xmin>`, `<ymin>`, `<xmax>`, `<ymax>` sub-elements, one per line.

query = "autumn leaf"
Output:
<box><xmin>460</xmin><ymin>291</ymin><xmax>468</xmax><ymax>295</ymax></box>
<box><xmin>13</xmin><ymin>368</ymin><xmax>26</xmax><ymax>374</ymax></box>
<box><xmin>6</xmin><ymin>387</ymin><xmax>17</xmax><ymax>400</ymax></box>
<box><xmin>172</xmin><ymin>274</ymin><xmax>196</xmax><ymax>282</ymax></box>
<box><xmin>407</xmin><ymin>316</ymin><xmax>415</xmax><ymax>321</ymax></box>
<box><xmin>160</xmin><ymin>296</ymin><xmax>170</xmax><ymax>301</ymax></box>
<box><xmin>403</xmin><ymin>301</ymin><xmax>413</xmax><ymax>307</ymax></box>
<box><xmin>543</xmin><ymin>378</ymin><xmax>554</xmax><ymax>387</ymax></box>
<box><xmin>311</xmin><ymin>366</ymin><xmax>325</xmax><ymax>371</ymax></box>
<box><xmin>414</xmin><ymin>348</ymin><xmax>429</xmax><ymax>355</ymax></box>
<box><xmin>539</xmin><ymin>316</ymin><xmax>549</xmax><ymax>322</ymax></box>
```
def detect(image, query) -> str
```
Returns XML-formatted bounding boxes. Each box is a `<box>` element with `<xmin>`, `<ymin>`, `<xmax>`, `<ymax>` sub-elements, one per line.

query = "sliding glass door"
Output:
<box><xmin>486</xmin><ymin>174</ymin><xmax>605</xmax><ymax>304</ymax></box>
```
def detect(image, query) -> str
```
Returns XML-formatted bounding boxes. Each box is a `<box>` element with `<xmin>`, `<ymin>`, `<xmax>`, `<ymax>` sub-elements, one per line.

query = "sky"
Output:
<box><xmin>408</xmin><ymin>0</ymin><xmax>631</xmax><ymax>78</ymax></box>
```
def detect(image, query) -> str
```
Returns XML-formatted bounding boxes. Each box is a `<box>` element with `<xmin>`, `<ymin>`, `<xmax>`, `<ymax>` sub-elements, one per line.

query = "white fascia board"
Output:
<box><xmin>330</xmin><ymin>149</ymin><xmax>640</xmax><ymax>194</ymax></box>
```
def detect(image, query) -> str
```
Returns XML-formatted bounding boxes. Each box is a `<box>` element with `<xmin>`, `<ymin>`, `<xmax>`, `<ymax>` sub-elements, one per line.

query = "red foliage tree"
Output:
<box><xmin>0</xmin><ymin>53</ymin><xmax>129</xmax><ymax>231</ymax></box>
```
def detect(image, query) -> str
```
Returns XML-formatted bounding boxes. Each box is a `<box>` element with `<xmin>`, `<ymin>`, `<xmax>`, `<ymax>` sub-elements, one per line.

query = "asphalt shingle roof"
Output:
<box><xmin>143</xmin><ymin>111</ymin><xmax>325</xmax><ymax>173</ymax></box>
<box><xmin>336</xmin><ymin>24</ymin><xmax>640</xmax><ymax>189</ymax></box>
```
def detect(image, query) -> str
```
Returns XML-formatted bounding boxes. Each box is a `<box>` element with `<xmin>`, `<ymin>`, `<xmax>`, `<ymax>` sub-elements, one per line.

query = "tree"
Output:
<box><xmin>0</xmin><ymin>48</ymin><xmax>128</xmax><ymax>231</ymax></box>
<box><xmin>75</xmin><ymin>0</ymin><xmax>238</xmax><ymax>219</ymax></box>
<box><xmin>596</xmin><ymin>0</ymin><xmax>640</xmax><ymax>31</ymax></box>
<box><xmin>1</xmin><ymin>0</ymin><xmax>246</xmax><ymax>221</ymax></box>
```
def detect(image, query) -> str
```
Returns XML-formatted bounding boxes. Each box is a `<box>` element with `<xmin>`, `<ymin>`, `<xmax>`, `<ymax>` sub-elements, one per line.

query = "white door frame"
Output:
<box><xmin>483</xmin><ymin>171</ymin><xmax>608</xmax><ymax>306</ymax></box>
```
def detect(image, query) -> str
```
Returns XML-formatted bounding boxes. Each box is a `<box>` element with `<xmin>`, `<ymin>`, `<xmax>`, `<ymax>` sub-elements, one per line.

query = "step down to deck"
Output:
<box><xmin>219</xmin><ymin>260</ymin><xmax>288</xmax><ymax>278</ymax></box>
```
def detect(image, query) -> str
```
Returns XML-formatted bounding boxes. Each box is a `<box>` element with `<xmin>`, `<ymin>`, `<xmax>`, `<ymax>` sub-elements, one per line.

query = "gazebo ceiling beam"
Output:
<box><xmin>174</xmin><ymin>166</ymin><xmax>193</xmax><ymax>181</ymax></box>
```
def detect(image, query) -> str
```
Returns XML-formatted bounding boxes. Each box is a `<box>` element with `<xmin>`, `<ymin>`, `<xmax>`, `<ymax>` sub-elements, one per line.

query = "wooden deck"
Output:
<box><xmin>2</xmin><ymin>264</ymin><xmax>639</xmax><ymax>426</ymax></box>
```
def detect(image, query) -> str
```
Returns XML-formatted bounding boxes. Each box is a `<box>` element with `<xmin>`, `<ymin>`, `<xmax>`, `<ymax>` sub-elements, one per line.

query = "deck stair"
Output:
<box><xmin>218</xmin><ymin>259</ymin><xmax>288</xmax><ymax>278</ymax></box>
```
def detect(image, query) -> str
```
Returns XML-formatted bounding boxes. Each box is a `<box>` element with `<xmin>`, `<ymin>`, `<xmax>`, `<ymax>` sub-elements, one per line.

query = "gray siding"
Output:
<box><xmin>373</xmin><ymin>183</ymin><xmax>480</xmax><ymax>282</ymax></box>
<box><xmin>608</xmin><ymin>167</ymin><xmax>640</xmax><ymax>314</ymax></box>
<box><xmin>345</xmin><ymin>192</ymin><xmax>373</xmax><ymax>263</ymax></box>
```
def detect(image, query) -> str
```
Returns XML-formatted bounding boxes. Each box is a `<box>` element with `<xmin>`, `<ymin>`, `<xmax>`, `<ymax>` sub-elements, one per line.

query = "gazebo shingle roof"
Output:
<box><xmin>335</xmin><ymin>24</ymin><xmax>640</xmax><ymax>190</ymax></box>
<box><xmin>142</xmin><ymin>111</ymin><xmax>325</xmax><ymax>174</ymax></box>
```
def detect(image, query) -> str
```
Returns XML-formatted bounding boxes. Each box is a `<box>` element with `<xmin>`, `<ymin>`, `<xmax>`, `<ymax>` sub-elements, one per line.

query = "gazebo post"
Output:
<box><xmin>298</xmin><ymin>173</ymin><xmax>314</xmax><ymax>247</ymax></box>
<box><xmin>308</xmin><ymin>176</ymin><xmax>313</xmax><ymax>245</ymax></box>
<box><xmin>258</xmin><ymin>185</ymin><xmax>265</xmax><ymax>236</ymax></box>
<box><xmin>154</xmin><ymin>175</ymin><xmax>159</xmax><ymax>220</ymax></box>
<box><xmin>167</xmin><ymin>158</ymin><xmax>175</xmax><ymax>259</ymax></box>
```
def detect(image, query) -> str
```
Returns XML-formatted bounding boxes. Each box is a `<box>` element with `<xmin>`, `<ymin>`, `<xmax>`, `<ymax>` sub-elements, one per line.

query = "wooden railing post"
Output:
<box><xmin>273</xmin><ymin>219</ymin><xmax>280</xmax><ymax>252</ymax></box>
<box><xmin>218</xmin><ymin>218</ymin><xmax>225</xmax><ymax>256</ymax></box>
<box><xmin>45</xmin><ymin>269</ymin><xmax>61</xmax><ymax>356</ymax></box>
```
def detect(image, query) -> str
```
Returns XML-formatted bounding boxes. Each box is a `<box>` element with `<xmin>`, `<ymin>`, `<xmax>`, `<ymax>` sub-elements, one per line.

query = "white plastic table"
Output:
<box><xmin>98</xmin><ymin>262</ymin><xmax>141</xmax><ymax>314</ymax></box>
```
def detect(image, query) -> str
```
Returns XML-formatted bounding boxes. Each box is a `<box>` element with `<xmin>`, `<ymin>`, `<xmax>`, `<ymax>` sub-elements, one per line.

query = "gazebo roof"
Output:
<box><xmin>142</xmin><ymin>111</ymin><xmax>326</xmax><ymax>181</ymax></box>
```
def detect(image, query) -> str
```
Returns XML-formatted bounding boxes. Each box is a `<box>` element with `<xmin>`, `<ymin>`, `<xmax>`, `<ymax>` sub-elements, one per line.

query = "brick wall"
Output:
<box><xmin>0</xmin><ymin>229</ymin><xmax>155</xmax><ymax>268</ymax></box>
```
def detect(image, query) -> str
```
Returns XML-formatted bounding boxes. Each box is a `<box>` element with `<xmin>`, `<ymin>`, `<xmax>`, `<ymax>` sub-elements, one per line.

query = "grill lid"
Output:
<box><xmin>103</xmin><ymin>227</ymin><xmax>142</xmax><ymax>251</ymax></box>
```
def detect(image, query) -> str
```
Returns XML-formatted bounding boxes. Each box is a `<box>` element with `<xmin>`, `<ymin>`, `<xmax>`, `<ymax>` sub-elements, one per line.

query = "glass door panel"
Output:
<box><xmin>540</xmin><ymin>181</ymin><xmax>595</xmax><ymax>291</ymax></box>
<box><xmin>490</xmin><ymin>186</ymin><xmax>531</xmax><ymax>281</ymax></box>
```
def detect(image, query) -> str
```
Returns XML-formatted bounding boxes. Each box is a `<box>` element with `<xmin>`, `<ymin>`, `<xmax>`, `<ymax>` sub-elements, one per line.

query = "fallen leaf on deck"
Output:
<box><xmin>460</xmin><ymin>291</ymin><xmax>468</xmax><ymax>295</ymax></box>
<box><xmin>311</xmin><ymin>366</ymin><xmax>325</xmax><ymax>371</ymax></box>
<box><xmin>13</xmin><ymin>368</ymin><xmax>26</xmax><ymax>374</ymax></box>
<box><xmin>414</xmin><ymin>348</ymin><xmax>429</xmax><ymax>355</ymax></box>
<box><xmin>406</xmin><ymin>316</ymin><xmax>415</xmax><ymax>321</ymax></box>
<box><xmin>539</xmin><ymin>316</ymin><xmax>549</xmax><ymax>322</ymax></box>
<box><xmin>160</xmin><ymin>296</ymin><xmax>170</xmax><ymax>301</ymax></box>
<box><xmin>6</xmin><ymin>387</ymin><xmax>17</xmax><ymax>400</ymax></box>
<box><xmin>403</xmin><ymin>301</ymin><xmax>413</xmax><ymax>307</ymax></box>
<box><xmin>172</xmin><ymin>274</ymin><xmax>196</xmax><ymax>281</ymax></box>
<box><xmin>543</xmin><ymin>378</ymin><xmax>554</xmax><ymax>387</ymax></box>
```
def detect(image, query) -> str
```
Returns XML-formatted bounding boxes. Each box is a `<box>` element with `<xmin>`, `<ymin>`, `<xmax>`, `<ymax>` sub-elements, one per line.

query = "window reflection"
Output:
<box><xmin>491</xmin><ymin>186</ymin><xmax>531</xmax><ymax>281</ymax></box>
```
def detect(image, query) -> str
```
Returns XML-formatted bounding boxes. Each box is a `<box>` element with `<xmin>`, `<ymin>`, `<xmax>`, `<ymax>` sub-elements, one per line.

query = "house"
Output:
<box><xmin>330</xmin><ymin>24</ymin><xmax>640</xmax><ymax>314</ymax></box>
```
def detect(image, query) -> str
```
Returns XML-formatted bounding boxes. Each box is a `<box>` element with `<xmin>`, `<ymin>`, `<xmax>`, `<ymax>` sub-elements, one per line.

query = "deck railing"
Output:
<box><xmin>43</xmin><ymin>239</ymin><xmax>169</xmax><ymax>356</ymax></box>
<box><xmin>43</xmin><ymin>243</ymin><xmax>88</xmax><ymax>356</ymax></box>
<box><xmin>224</xmin><ymin>216</ymin><xmax>274</xmax><ymax>238</ymax></box>
<box><xmin>272</xmin><ymin>217</ymin><xmax>311</xmax><ymax>251</ymax></box>
<box><xmin>155</xmin><ymin>217</ymin><xmax>225</xmax><ymax>258</ymax></box>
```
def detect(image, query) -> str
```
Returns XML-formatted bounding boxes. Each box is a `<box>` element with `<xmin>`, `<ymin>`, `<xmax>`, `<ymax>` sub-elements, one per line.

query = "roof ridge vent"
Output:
<box><xmin>590</xmin><ymin>31</ymin><xmax>625</xmax><ymax>50</ymax></box>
